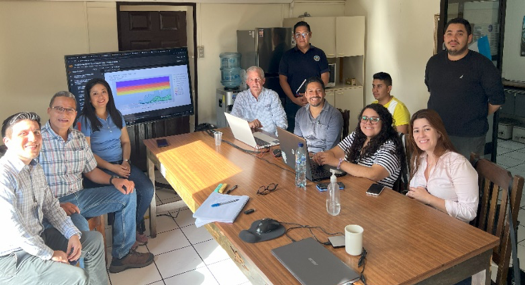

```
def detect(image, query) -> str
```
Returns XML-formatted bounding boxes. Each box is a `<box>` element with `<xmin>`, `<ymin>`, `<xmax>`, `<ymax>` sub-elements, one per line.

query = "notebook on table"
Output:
<box><xmin>224</xmin><ymin>112</ymin><xmax>279</xmax><ymax>149</ymax></box>
<box><xmin>272</xmin><ymin>237</ymin><xmax>360</xmax><ymax>285</ymax></box>
<box><xmin>277</xmin><ymin>127</ymin><xmax>332</xmax><ymax>181</ymax></box>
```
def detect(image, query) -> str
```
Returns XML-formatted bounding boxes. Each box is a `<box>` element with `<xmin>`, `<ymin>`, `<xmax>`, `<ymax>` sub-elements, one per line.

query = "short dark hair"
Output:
<box><xmin>294</xmin><ymin>21</ymin><xmax>311</xmax><ymax>33</ymax></box>
<box><xmin>49</xmin><ymin>91</ymin><xmax>77</xmax><ymax>109</ymax></box>
<box><xmin>373</xmin><ymin>72</ymin><xmax>392</xmax><ymax>86</ymax></box>
<box><xmin>445</xmin><ymin>18</ymin><xmax>472</xmax><ymax>36</ymax></box>
<box><xmin>2</xmin><ymin>112</ymin><xmax>41</xmax><ymax>138</ymax></box>
<box><xmin>305</xmin><ymin>76</ymin><xmax>325</xmax><ymax>91</ymax></box>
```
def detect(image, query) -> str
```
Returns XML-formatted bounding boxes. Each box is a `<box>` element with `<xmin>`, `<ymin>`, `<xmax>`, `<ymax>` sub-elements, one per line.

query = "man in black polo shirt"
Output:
<box><xmin>279</xmin><ymin>21</ymin><xmax>330</xmax><ymax>132</ymax></box>
<box><xmin>425</xmin><ymin>18</ymin><xmax>504</xmax><ymax>158</ymax></box>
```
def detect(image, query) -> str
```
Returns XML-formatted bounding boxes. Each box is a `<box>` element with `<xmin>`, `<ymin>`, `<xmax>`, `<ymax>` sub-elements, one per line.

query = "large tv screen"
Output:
<box><xmin>65</xmin><ymin>47</ymin><xmax>194</xmax><ymax>125</ymax></box>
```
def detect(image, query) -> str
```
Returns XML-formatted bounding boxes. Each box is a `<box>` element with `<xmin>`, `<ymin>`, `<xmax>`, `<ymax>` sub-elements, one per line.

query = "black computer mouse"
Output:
<box><xmin>256</xmin><ymin>218</ymin><xmax>281</xmax><ymax>235</ymax></box>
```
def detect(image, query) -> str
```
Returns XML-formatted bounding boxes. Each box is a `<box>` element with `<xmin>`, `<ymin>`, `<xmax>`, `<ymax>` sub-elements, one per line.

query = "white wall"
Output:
<box><xmin>0</xmin><ymin>1</ymin><xmax>347</xmax><ymax>129</ymax></box>
<box><xmin>344</xmin><ymin>0</ymin><xmax>440</xmax><ymax>115</ymax></box>
<box><xmin>0</xmin><ymin>1</ymin><xmax>118</xmax><ymax>125</ymax></box>
<box><xmin>502</xmin><ymin>0</ymin><xmax>525</xmax><ymax>81</ymax></box>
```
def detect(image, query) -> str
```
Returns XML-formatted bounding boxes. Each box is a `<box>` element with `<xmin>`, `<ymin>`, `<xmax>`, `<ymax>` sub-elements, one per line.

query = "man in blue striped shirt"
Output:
<box><xmin>0</xmin><ymin>112</ymin><xmax>107</xmax><ymax>284</ymax></box>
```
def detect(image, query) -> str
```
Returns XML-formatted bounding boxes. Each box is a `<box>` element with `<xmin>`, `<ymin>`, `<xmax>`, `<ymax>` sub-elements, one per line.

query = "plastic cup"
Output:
<box><xmin>214</xmin><ymin>131</ymin><xmax>222</xmax><ymax>146</ymax></box>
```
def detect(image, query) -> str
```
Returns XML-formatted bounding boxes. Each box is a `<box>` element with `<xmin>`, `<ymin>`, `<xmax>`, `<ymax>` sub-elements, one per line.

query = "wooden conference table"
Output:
<box><xmin>144</xmin><ymin>129</ymin><xmax>499</xmax><ymax>285</ymax></box>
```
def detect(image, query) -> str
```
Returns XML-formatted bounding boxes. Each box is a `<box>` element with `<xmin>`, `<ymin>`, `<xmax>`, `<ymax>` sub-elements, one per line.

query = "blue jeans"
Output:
<box><xmin>58</xmin><ymin>186</ymin><xmax>137</xmax><ymax>259</ymax></box>
<box><xmin>83</xmin><ymin>163</ymin><xmax>154</xmax><ymax>233</ymax></box>
<box><xmin>0</xmin><ymin>228</ymin><xmax>108</xmax><ymax>285</ymax></box>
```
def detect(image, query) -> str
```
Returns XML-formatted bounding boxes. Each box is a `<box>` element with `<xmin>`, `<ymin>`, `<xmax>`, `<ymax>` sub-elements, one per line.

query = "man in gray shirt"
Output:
<box><xmin>294</xmin><ymin>77</ymin><xmax>343</xmax><ymax>153</ymax></box>
<box><xmin>0</xmin><ymin>112</ymin><xmax>107</xmax><ymax>285</ymax></box>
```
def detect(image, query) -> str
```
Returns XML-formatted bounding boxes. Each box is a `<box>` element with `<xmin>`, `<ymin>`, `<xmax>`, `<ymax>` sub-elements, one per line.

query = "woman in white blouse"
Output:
<box><xmin>406</xmin><ymin>109</ymin><xmax>478</xmax><ymax>223</ymax></box>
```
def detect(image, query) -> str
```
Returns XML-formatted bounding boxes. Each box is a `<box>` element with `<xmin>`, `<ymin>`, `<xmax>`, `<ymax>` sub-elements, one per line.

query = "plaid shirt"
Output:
<box><xmin>39</xmin><ymin>122</ymin><xmax>97</xmax><ymax>199</ymax></box>
<box><xmin>0</xmin><ymin>151</ymin><xmax>80</xmax><ymax>259</ymax></box>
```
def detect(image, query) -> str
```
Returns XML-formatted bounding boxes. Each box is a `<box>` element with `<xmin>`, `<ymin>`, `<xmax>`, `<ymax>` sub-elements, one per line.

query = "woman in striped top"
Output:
<box><xmin>313</xmin><ymin>104</ymin><xmax>405</xmax><ymax>188</ymax></box>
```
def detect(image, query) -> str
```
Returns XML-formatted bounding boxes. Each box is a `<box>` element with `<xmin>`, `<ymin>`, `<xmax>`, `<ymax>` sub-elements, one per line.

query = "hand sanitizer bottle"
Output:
<box><xmin>326</xmin><ymin>169</ymin><xmax>340</xmax><ymax>216</ymax></box>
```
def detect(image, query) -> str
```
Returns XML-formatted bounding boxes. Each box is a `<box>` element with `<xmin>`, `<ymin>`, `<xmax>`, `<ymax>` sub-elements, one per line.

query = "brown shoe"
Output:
<box><xmin>109</xmin><ymin>250</ymin><xmax>154</xmax><ymax>273</ymax></box>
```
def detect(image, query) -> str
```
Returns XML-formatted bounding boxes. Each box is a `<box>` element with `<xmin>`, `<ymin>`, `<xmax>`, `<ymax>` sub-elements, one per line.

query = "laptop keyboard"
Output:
<box><xmin>254</xmin><ymin>137</ymin><xmax>271</xmax><ymax>148</ymax></box>
<box><xmin>310</xmin><ymin>160</ymin><xmax>331</xmax><ymax>180</ymax></box>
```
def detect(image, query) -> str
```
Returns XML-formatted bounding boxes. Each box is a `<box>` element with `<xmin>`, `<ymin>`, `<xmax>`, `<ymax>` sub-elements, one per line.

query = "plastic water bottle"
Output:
<box><xmin>295</xmin><ymin>143</ymin><xmax>307</xmax><ymax>190</ymax></box>
<box><xmin>326</xmin><ymin>169</ymin><xmax>341</xmax><ymax>216</ymax></box>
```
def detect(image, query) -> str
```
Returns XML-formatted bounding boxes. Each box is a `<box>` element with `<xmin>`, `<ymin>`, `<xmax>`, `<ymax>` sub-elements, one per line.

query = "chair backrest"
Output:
<box><xmin>470</xmin><ymin>153</ymin><xmax>524</xmax><ymax>285</ymax></box>
<box><xmin>392</xmin><ymin>132</ymin><xmax>410</xmax><ymax>192</ymax></box>
<box><xmin>338</xmin><ymin>108</ymin><xmax>350</xmax><ymax>141</ymax></box>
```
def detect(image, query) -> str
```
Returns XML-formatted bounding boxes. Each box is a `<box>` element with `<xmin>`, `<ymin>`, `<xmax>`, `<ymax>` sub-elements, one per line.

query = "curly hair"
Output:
<box><xmin>345</xmin><ymin>104</ymin><xmax>406</xmax><ymax>176</ymax></box>
<box><xmin>408</xmin><ymin>109</ymin><xmax>457</xmax><ymax>178</ymax></box>
<box><xmin>80</xmin><ymin>78</ymin><xmax>123</xmax><ymax>132</ymax></box>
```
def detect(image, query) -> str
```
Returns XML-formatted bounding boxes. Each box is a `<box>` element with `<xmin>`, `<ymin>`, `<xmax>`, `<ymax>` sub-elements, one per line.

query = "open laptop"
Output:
<box><xmin>272</xmin><ymin>237</ymin><xmax>360</xmax><ymax>285</ymax></box>
<box><xmin>224</xmin><ymin>113</ymin><xmax>279</xmax><ymax>149</ymax></box>
<box><xmin>277</xmin><ymin>127</ymin><xmax>333</xmax><ymax>181</ymax></box>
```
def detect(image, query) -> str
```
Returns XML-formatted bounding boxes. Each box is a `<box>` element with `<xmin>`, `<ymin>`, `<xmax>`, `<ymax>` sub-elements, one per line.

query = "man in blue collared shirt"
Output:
<box><xmin>0</xmin><ymin>112</ymin><xmax>107</xmax><ymax>284</ymax></box>
<box><xmin>230</xmin><ymin>66</ymin><xmax>287</xmax><ymax>135</ymax></box>
<box><xmin>295</xmin><ymin>77</ymin><xmax>343</xmax><ymax>153</ymax></box>
<box><xmin>279</xmin><ymin>21</ymin><xmax>330</xmax><ymax>132</ymax></box>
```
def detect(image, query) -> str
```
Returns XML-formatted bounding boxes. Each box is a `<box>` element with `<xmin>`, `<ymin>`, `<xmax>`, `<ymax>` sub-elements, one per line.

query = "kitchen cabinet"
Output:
<box><xmin>332</xmin><ymin>86</ymin><xmax>364</xmax><ymax>129</ymax></box>
<box><xmin>335</xmin><ymin>16</ymin><xmax>365</xmax><ymax>57</ymax></box>
<box><xmin>325</xmin><ymin>89</ymin><xmax>335</xmax><ymax>107</ymax></box>
<box><xmin>283</xmin><ymin>16</ymin><xmax>364</xmax><ymax>59</ymax></box>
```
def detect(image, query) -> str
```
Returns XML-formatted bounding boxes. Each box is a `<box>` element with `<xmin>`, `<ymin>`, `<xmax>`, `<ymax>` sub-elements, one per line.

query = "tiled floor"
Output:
<box><xmin>106</xmin><ymin>173</ymin><xmax>250</xmax><ymax>285</ymax></box>
<box><xmin>106</xmin><ymin>139</ymin><xmax>525</xmax><ymax>284</ymax></box>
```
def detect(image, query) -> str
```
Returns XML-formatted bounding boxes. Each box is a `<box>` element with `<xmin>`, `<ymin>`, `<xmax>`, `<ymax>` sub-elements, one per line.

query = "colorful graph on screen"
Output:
<box><xmin>116</xmin><ymin>76</ymin><xmax>172</xmax><ymax>104</ymax></box>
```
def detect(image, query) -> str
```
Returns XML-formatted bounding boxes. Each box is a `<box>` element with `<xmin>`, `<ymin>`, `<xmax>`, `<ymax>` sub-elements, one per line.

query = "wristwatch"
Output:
<box><xmin>123</xmin><ymin>159</ymin><xmax>130</xmax><ymax>163</ymax></box>
<box><xmin>109</xmin><ymin>175</ymin><xmax>118</xmax><ymax>185</ymax></box>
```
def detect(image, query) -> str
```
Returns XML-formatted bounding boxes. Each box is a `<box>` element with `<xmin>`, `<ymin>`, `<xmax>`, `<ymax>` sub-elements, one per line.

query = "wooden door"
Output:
<box><xmin>118</xmin><ymin>8</ymin><xmax>191</xmax><ymax>171</ymax></box>
<box><xmin>119</xmin><ymin>11</ymin><xmax>187</xmax><ymax>50</ymax></box>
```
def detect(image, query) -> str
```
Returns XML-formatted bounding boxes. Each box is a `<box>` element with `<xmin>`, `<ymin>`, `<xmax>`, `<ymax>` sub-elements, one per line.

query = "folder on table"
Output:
<box><xmin>193</xmin><ymin>192</ymin><xmax>249</xmax><ymax>227</ymax></box>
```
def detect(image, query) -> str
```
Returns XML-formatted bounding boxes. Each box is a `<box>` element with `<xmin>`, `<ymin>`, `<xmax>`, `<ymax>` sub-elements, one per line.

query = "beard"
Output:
<box><xmin>309</xmin><ymin>97</ymin><xmax>323</xmax><ymax>107</ymax></box>
<box><xmin>447</xmin><ymin>42</ymin><xmax>469</xmax><ymax>56</ymax></box>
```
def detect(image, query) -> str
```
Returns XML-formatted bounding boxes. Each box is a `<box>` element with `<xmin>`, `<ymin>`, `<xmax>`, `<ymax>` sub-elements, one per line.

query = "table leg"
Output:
<box><xmin>148</xmin><ymin>156</ymin><xmax>158</xmax><ymax>238</ymax></box>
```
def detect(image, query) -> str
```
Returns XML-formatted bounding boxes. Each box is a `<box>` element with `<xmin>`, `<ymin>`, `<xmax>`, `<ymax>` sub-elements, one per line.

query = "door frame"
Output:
<box><xmin>116</xmin><ymin>2</ymin><xmax>199</xmax><ymax>127</ymax></box>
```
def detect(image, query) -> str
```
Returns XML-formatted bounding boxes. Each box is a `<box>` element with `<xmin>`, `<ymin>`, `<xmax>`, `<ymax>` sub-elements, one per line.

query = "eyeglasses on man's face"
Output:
<box><xmin>360</xmin><ymin>116</ymin><xmax>380</xmax><ymax>124</ymax></box>
<box><xmin>294</xmin><ymin>32</ymin><xmax>310</xmax><ymax>39</ymax></box>
<box><xmin>52</xmin><ymin>106</ymin><xmax>76</xmax><ymax>114</ymax></box>
<box><xmin>257</xmin><ymin>183</ymin><xmax>278</xmax><ymax>195</ymax></box>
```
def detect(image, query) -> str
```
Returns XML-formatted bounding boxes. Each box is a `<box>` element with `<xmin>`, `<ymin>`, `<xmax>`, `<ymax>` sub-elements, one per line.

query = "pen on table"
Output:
<box><xmin>211</xmin><ymin>199</ymin><xmax>239</xmax><ymax>207</ymax></box>
<box><xmin>226</xmin><ymin>185</ymin><xmax>238</xmax><ymax>194</ymax></box>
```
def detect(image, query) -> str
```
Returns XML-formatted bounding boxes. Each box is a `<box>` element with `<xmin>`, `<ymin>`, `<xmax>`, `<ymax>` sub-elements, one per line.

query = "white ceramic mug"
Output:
<box><xmin>345</xmin><ymin>225</ymin><xmax>364</xmax><ymax>256</ymax></box>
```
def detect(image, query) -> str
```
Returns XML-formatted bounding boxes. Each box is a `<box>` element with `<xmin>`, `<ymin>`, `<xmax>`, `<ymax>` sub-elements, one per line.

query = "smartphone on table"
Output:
<box><xmin>156</xmin><ymin>139</ymin><xmax>169</xmax><ymax>148</ymax></box>
<box><xmin>316</xmin><ymin>182</ymin><xmax>345</xmax><ymax>192</ymax></box>
<box><xmin>366</xmin><ymin>183</ymin><xmax>385</xmax><ymax>196</ymax></box>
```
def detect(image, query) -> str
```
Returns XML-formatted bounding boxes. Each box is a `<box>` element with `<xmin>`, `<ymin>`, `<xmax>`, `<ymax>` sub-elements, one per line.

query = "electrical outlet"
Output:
<box><xmin>198</xmin><ymin>46</ymin><xmax>204</xmax><ymax>58</ymax></box>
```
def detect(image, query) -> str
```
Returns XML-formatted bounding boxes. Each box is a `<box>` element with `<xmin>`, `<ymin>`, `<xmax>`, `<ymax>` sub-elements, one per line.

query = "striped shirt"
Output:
<box><xmin>39</xmin><ymin>122</ymin><xmax>97</xmax><ymax>199</ymax></box>
<box><xmin>230</xmin><ymin>87</ymin><xmax>287</xmax><ymax>135</ymax></box>
<box><xmin>338</xmin><ymin>132</ymin><xmax>401</xmax><ymax>188</ymax></box>
<box><xmin>0</xmin><ymin>151</ymin><xmax>80</xmax><ymax>259</ymax></box>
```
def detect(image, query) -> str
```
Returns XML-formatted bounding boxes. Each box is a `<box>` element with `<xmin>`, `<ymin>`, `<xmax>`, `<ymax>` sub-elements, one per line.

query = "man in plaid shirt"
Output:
<box><xmin>0</xmin><ymin>112</ymin><xmax>107</xmax><ymax>284</ymax></box>
<box><xmin>39</xmin><ymin>91</ymin><xmax>154</xmax><ymax>273</ymax></box>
